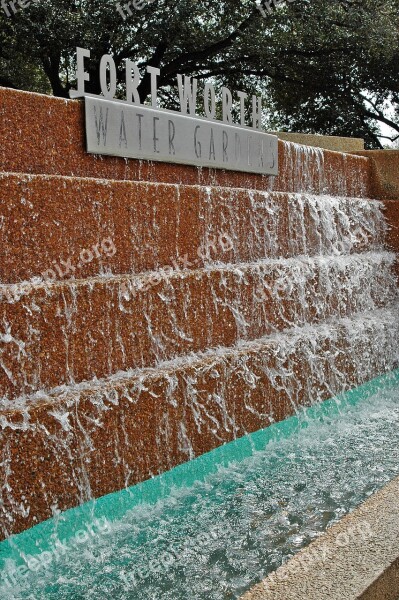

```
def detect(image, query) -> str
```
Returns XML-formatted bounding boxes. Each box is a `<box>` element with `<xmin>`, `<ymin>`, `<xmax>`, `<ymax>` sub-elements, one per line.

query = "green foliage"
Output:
<box><xmin>0</xmin><ymin>0</ymin><xmax>398</xmax><ymax>147</ymax></box>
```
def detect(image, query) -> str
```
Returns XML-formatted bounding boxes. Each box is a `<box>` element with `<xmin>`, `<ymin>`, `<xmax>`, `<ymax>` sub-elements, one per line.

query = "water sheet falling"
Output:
<box><xmin>0</xmin><ymin>372</ymin><xmax>398</xmax><ymax>599</ymax></box>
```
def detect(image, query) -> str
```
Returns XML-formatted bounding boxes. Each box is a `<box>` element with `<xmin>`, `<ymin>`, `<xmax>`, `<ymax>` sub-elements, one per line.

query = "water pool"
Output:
<box><xmin>1</xmin><ymin>371</ymin><xmax>399</xmax><ymax>599</ymax></box>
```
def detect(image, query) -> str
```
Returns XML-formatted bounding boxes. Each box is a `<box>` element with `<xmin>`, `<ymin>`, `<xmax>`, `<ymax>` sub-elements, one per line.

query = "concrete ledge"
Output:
<box><xmin>269</xmin><ymin>131</ymin><xmax>365</xmax><ymax>153</ymax></box>
<box><xmin>359</xmin><ymin>556</ymin><xmax>399</xmax><ymax>600</ymax></box>
<box><xmin>241</xmin><ymin>475</ymin><xmax>399</xmax><ymax>600</ymax></box>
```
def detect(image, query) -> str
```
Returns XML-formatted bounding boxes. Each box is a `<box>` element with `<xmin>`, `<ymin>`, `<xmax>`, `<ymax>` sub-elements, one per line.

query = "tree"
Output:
<box><xmin>262</xmin><ymin>0</ymin><xmax>399</xmax><ymax>148</ymax></box>
<box><xmin>0</xmin><ymin>0</ymin><xmax>398</xmax><ymax>147</ymax></box>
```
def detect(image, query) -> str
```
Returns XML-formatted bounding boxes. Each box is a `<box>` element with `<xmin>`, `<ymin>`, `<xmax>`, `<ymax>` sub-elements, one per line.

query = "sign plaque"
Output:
<box><xmin>85</xmin><ymin>96</ymin><xmax>278</xmax><ymax>175</ymax></box>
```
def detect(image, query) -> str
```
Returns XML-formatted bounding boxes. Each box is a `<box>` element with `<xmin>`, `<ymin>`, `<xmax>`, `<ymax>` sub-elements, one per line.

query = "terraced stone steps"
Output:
<box><xmin>0</xmin><ymin>173</ymin><xmax>386</xmax><ymax>284</ymax></box>
<box><xmin>0</xmin><ymin>253</ymin><xmax>396</xmax><ymax>402</ymax></box>
<box><xmin>1</xmin><ymin>307</ymin><xmax>397</xmax><ymax>538</ymax></box>
<box><xmin>0</xmin><ymin>87</ymin><xmax>398</xmax><ymax>543</ymax></box>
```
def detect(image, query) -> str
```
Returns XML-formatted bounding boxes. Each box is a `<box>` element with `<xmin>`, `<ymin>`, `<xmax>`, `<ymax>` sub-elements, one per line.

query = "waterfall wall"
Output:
<box><xmin>0</xmin><ymin>88</ymin><xmax>398</xmax><ymax>540</ymax></box>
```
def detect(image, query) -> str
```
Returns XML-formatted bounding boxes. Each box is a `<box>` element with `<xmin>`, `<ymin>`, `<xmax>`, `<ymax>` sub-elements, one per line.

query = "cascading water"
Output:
<box><xmin>0</xmin><ymin>138</ymin><xmax>398</xmax><ymax>598</ymax></box>
<box><xmin>1</xmin><ymin>376</ymin><xmax>399</xmax><ymax>599</ymax></box>
<box><xmin>0</xmin><ymin>192</ymin><xmax>394</xmax><ymax>400</ymax></box>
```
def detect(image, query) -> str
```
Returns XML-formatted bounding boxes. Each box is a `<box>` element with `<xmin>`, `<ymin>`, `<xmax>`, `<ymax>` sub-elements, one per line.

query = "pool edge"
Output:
<box><xmin>1</xmin><ymin>368</ymin><xmax>398</xmax><ymax>569</ymax></box>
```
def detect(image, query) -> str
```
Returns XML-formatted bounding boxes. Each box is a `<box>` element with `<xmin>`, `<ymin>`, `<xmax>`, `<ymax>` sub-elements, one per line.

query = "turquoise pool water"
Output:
<box><xmin>1</xmin><ymin>370</ymin><xmax>399</xmax><ymax>599</ymax></box>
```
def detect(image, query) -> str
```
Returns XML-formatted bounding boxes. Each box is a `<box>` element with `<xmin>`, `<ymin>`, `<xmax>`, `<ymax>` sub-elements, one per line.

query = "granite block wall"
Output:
<box><xmin>0</xmin><ymin>87</ymin><xmax>398</xmax><ymax>539</ymax></box>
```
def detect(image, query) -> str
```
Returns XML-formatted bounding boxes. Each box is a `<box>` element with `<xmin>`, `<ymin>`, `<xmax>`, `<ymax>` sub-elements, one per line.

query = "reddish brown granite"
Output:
<box><xmin>354</xmin><ymin>151</ymin><xmax>399</xmax><ymax>200</ymax></box>
<box><xmin>0</xmin><ymin>87</ymin><xmax>371</xmax><ymax>196</ymax></box>
<box><xmin>383</xmin><ymin>200</ymin><xmax>399</xmax><ymax>252</ymax></box>
<box><xmin>0</xmin><ymin>323</ymin><xmax>390</xmax><ymax>539</ymax></box>
<box><xmin>383</xmin><ymin>199</ymin><xmax>399</xmax><ymax>279</ymax></box>
<box><xmin>1</xmin><ymin>400</ymin><xmax>84</xmax><ymax>535</ymax></box>
<box><xmin>0</xmin><ymin>174</ymin><xmax>381</xmax><ymax>284</ymax></box>
<box><xmin>0</xmin><ymin>258</ymin><xmax>394</xmax><ymax>401</ymax></box>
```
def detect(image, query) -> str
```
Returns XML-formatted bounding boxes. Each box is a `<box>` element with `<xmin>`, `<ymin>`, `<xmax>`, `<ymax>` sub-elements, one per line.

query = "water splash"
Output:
<box><xmin>1</xmin><ymin>379</ymin><xmax>398</xmax><ymax>599</ymax></box>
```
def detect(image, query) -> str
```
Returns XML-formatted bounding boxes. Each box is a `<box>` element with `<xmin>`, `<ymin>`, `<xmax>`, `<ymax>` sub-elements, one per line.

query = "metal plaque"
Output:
<box><xmin>85</xmin><ymin>96</ymin><xmax>278</xmax><ymax>176</ymax></box>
